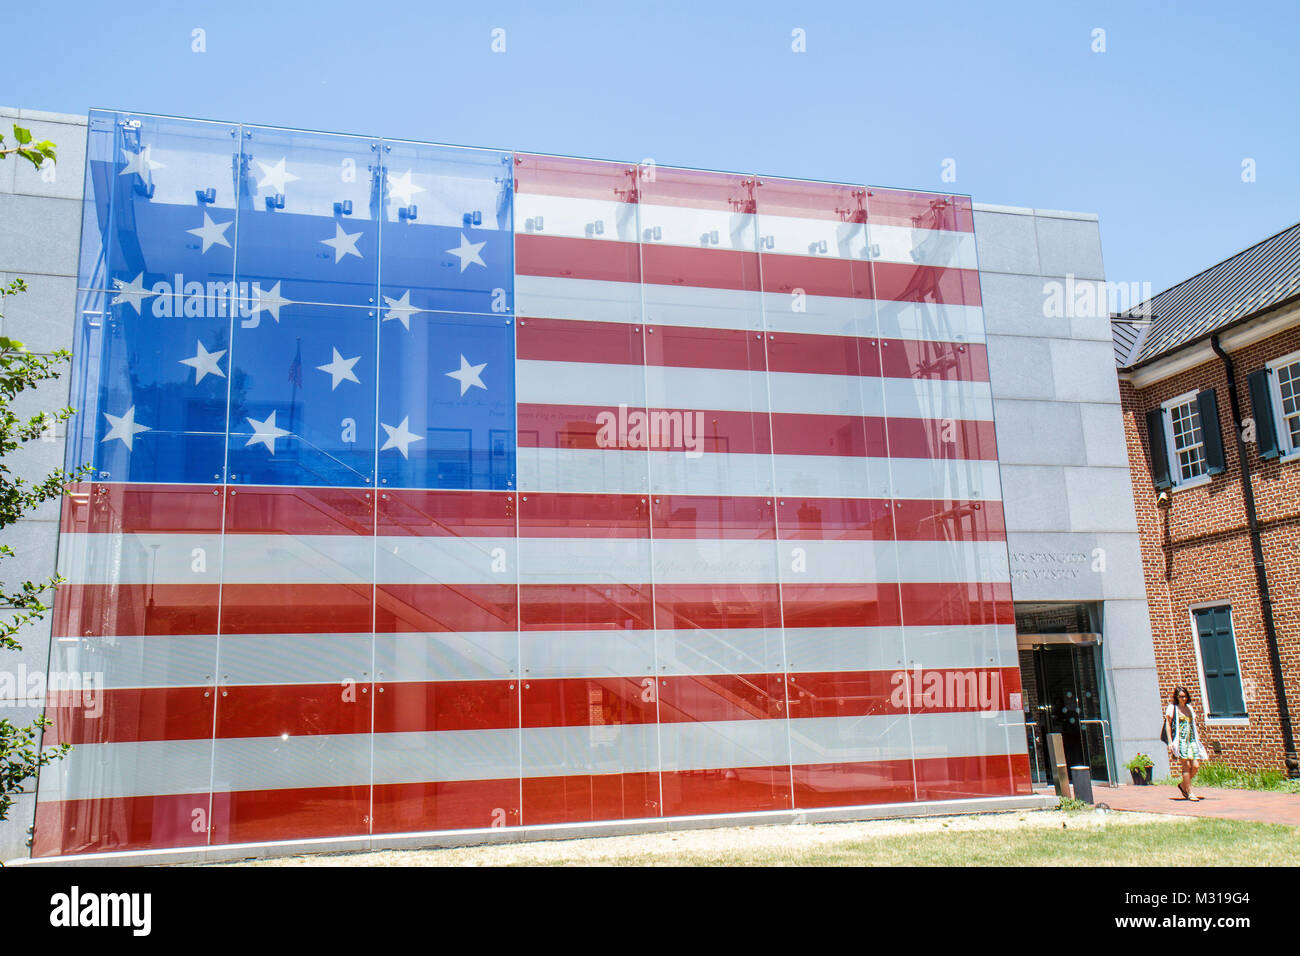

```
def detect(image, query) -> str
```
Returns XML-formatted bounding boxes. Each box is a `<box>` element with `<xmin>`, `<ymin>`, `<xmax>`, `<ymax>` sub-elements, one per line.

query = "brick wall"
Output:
<box><xmin>1121</xmin><ymin>321</ymin><xmax>1300</xmax><ymax>770</ymax></box>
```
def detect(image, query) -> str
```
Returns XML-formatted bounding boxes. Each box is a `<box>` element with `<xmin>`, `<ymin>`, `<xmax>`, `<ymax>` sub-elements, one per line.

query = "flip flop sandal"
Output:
<box><xmin>1177</xmin><ymin>782</ymin><xmax>1191</xmax><ymax>799</ymax></box>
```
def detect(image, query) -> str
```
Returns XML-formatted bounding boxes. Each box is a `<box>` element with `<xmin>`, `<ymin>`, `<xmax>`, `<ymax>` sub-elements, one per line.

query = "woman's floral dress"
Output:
<box><xmin>1172</xmin><ymin>707</ymin><xmax>1199</xmax><ymax>760</ymax></box>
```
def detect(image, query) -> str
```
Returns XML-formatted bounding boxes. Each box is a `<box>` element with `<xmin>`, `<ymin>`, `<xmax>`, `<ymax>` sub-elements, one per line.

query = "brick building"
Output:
<box><xmin>1114</xmin><ymin>222</ymin><xmax>1300</xmax><ymax>775</ymax></box>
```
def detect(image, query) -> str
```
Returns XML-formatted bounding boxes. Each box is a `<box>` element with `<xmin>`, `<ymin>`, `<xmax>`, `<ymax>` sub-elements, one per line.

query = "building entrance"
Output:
<box><xmin>1014</xmin><ymin>603</ymin><xmax>1115</xmax><ymax>785</ymax></box>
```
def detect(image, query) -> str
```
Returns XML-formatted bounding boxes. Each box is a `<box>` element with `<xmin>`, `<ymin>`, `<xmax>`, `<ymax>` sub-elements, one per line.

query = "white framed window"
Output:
<box><xmin>1187</xmin><ymin>602</ymin><xmax>1249</xmax><ymax>724</ymax></box>
<box><xmin>1267</xmin><ymin>350</ymin><xmax>1300</xmax><ymax>458</ymax></box>
<box><xmin>1162</xmin><ymin>391</ymin><xmax>1210</xmax><ymax>488</ymax></box>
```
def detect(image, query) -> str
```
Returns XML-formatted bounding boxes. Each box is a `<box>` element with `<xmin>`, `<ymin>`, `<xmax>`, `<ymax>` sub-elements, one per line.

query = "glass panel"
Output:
<box><xmin>373</xmin><ymin>489</ymin><xmax>520</xmax><ymax>832</ymax></box>
<box><xmin>638</xmin><ymin>167</ymin><xmax>770</xmax><ymax>497</ymax></box>
<box><xmin>377</xmin><ymin>311</ymin><xmax>515</xmax><ymax>490</ymax></box>
<box><xmin>235</xmin><ymin>126</ymin><xmax>379</xmax><ymax>308</ymax></box>
<box><xmin>513</xmin><ymin>154</ymin><xmax>647</xmax><ymax>496</ymax></box>
<box><xmin>519</xmin><ymin>493</ymin><xmax>658</xmax><ymax>823</ymax></box>
<box><xmin>210</xmin><ymin>486</ymin><xmax>374</xmax><ymax>844</ymax></box>
<box><xmin>757</xmin><ymin>178</ymin><xmax>889</xmax><ymax>500</ymax></box>
<box><xmin>776</xmin><ymin>496</ymin><xmax>913</xmax><ymax>805</ymax></box>
<box><xmin>33</xmin><ymin>483</ymin><xmax>223</xmax><ymax>856</ymax></box>
<box><xmin>379</xmin><ymin>140</ymin><xmax>513</xmax><ymax>319</ymax></box>
<box><xmin>97</xmin><ymin>112</ymin><xmax>239</xmax><ymax>298</ymax></box>
<box><xmin>867</xmin><ymin>187</ymin><xmax>1024</xmax><ymax>799</ymax></box>
<box><xmin>654</xmin><ymin>495</ymin><xmax>790</xmax><ymax>814</ymax></box>
<box><xmin>512</xmin><ymin>152</ymin><xmax>641</xmax><ymax>324</ymax></box>
<box><xmin>226</xmin><ymin>302</ymin><xmax>376</xmax><ymax>487</ymax></box>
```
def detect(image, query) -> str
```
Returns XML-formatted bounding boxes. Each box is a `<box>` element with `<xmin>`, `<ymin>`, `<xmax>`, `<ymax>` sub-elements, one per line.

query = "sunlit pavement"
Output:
<box><xmin>1044</xmin><ymin>783</ymin><xmax>1300</xmax><ymax>825</ymax></box>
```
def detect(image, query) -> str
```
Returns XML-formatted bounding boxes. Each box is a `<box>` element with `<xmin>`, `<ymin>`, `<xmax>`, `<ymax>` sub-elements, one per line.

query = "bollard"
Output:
<box><xmin>1070</xmin><ymin>766</ymin><xmax>1094</xmax><ymax>804</ymax></box>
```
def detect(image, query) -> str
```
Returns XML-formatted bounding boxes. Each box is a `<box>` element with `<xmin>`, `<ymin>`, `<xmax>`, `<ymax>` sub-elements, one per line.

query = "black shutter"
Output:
<box><xmin>1146</xmin><ymin>407</ymin><xmax>1172</xmax><ymax>489</ymax></box>
<box><xmin>1247</xmin><ymin>368</ymin><xmax>1279</xmax><ymax>459</ymax></box>
<box><xmin>1197</xmin><ymin>388</ymin><xmax>1226</xmax><ymax>475</ymax></box>
<box><xmin>1194</xmin><ymin>607</ymin><xmax>1248</xmax><ymax>718</ymax></box>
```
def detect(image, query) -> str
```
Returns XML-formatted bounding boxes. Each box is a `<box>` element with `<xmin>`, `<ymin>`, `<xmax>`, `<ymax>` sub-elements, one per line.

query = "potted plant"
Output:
<box><xmin>1125</xmin><ymin>752</ymin><xmax>1155</xmax><ymax>785</ymax></box>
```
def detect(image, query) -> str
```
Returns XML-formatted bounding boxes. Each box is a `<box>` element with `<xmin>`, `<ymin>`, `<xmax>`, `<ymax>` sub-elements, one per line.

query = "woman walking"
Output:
<box><xmin>1165</xmin><ymin>686</ymin><xmax>1207</xmax><ymax>800</ymax></box>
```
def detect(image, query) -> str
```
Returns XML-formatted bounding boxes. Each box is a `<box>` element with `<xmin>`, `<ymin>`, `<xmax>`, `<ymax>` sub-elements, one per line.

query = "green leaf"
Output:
<box><xmin>12</xmin><ymin>125</ymin><xmax>31</xmax><ymax>145</ymax></box>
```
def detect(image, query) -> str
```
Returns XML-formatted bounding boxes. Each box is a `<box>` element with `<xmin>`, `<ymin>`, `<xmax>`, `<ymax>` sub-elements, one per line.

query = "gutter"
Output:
<box><xmin>1210</xmin><ymin>334</ymin><xmax>1300</xmax><ymax>777</ymax></box>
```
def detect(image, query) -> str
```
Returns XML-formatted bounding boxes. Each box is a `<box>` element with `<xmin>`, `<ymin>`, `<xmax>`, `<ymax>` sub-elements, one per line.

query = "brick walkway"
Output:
<box><xmin>1085</xmin><ymin>784</ymin><xmax>1300</xmax><ymax>826</ymax></box>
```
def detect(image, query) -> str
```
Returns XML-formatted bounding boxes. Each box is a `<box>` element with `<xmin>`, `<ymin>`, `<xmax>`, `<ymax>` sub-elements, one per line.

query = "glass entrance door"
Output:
<box><xmin>1020</xmin><ymin>642</ymin><xmax>1111</xmax><ymax>784</ymax></box>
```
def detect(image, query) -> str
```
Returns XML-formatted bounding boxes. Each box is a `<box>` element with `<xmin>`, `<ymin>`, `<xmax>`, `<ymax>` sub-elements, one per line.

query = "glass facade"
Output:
<box><xmin>34</xmin><ymin>109</ymin><xmax>1027</xmax><ymax>856</ymax></box>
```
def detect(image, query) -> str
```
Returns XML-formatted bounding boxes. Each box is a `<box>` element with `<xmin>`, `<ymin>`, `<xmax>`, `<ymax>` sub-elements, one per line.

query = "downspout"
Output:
<box><xmin>1210</xmin><ymin>334</ymin><xmax>1299</xmax><ymax>776</ymax></box>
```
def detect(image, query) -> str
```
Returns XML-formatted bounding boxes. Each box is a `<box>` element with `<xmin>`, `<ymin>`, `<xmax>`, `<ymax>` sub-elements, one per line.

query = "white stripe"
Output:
<box><xmin>870</xmin><ymin>222</ymin><xmax>978</xmax><ymax>270</ymax></box>
<box><xmin>517</xmin><ymin>447</ymin><xmax>1001</xmax><ymax>500</ymax></box>
<box><xmin>518</xmin><ymin>360</ymin><xmax>994</xmax><ymax>420</ymax></box>
<box><xmin>638</xmin><ymin>203</ymin><xmax>757</xmax><ymax>252</ymax></box>
<box><xmin>377</xmin><ymin>632</ymin><xmax>518</xmax><ymax>681</ymax></box>
<box><xmin>517</xmin><ymin>275</ymin><xmax>987</xmax><ymax>345</ymax></box>
<box><xmin>373</xmin><ymin>728</ymin><xmax>520</xmax><ymax>784</ymax></box>
<box><xmin>515</xmin><ymin>193</ymin><xmax>639</xmax><ymax>243</ymax></box>
<box><xmin>40</xmin><ymin>713</ymin><xmax>1020</xmax><ymax>801</ymax></box>
<box><xmin>48</xmin><ymin>635</ymin><xmax>219</xmax><ymax>689</ymax></box>
<box><xmin>377</xmin><ymin>536</ymin><xmax>514</xmax><ymax>585</ymax></box>
<box><xmin>47</xmin><ymin>625</ymin><xmax>1014</xmax><ymax>690</ymax></box>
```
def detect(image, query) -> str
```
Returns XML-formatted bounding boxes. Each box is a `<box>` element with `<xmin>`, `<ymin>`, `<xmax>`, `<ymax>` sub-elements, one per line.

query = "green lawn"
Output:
<box><xmin>232</xmin><ymin>810</ymin><xmax>1300</xmax><ymax>867</ymax></box>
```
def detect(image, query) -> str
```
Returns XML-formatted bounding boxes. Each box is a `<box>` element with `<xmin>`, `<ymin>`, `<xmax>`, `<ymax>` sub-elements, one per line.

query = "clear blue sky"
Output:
<box><xmin>8</xmin><ymin>0</ymin><xmax>1299</xmax><ymax>302</ymax></box>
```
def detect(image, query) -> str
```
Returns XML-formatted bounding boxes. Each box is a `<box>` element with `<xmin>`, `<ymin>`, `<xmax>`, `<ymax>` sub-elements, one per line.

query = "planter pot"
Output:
<box><xmin>1129</xmin><ymin>768</ymin><xmax>1154</xmax><ymax>785</ymax></box>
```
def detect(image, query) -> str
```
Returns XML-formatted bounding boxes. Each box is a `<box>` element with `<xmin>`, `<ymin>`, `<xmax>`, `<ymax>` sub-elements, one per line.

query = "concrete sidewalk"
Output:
<box><xmin>1093</xmin><ymin>784</ymin><xmax>1300</xmax><ymax>826</ymax></box>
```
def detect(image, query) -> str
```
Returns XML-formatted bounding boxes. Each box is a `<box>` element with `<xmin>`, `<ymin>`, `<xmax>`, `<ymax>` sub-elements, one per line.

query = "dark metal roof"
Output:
<box><xmin>1112</xmin><ymin>220</ymin><xmax>1300</xmax><ymax>369</ymax></box>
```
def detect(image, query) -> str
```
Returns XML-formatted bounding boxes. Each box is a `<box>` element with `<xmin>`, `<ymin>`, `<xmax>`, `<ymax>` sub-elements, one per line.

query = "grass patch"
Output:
<box><xmin>1157</xmin><ymin>761</ymin><xmax>1300</xmax><ymax>793</ymax></box>
<box><xmin>512</xmin><ymin>818</ymin><xmax>1298</xmax><ymax>867</ymax></box>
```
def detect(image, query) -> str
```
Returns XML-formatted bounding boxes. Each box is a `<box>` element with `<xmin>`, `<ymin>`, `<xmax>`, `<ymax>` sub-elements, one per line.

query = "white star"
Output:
<box><xmin>381</xmin><ymin>290</ymin><xmax>422</xmax><ymax>330</ymax></box>
<box><xmin>316</xmin><ymin>347</ymin><xmax>361</xmax><ymax>390</ymax></box>
<box><xmin>101</xmin><ymin>406</ymin><xmax>150</xmax><ymax>451</ymax></box>
<box><xmin>380</xmin><ymin>416</ymin><xmax>423</xmax><ymax>459</ymax></box>
<box><xmin>446</xmin><ymin>232</ymin><xmax>487</xmax><ymax>272</ymax></box>
<box><xmin>187</xmin><ymin>212</ymin><xmax>233</xmax><ymax>254</ymax></box>
<box><xmin>445</xmin><ymin>354</ymin><xmax>487</xmax><ymax>396</ymax></box>
<box><xmin>321</xmin><ymin>223</ymin><xmax>363</xmax><ymax>263</ymax></box>
<box><xmin>255</xmin><ymin>157</ymin><xmax>300</xmax><ymax>194</ymax></box>
<box><xmin>119</xmin><ymin>146</ymin><xmax>165</xmax><ymax>178</ymax></box>
<box><xmin>179</xmin><ymin>340</ymin><xmax>227</xmax><ymax>384</ymax></box>
<box><xmin>387</xmin><ymin>169</ymin><xmax>425</xmax><ymax>206</ymax></box>
<box><xmin>111</xmin><ymin>272</ymin><xmax>158</xmax><ymax>314</ymax></box>
<box><xmin>244</xmin><ymin>410</ymin><xmax>292</xmax><ymax>454</ymax></box>
<box><xmin>248</xmin><ymin>280</ymin><xmax>292</xmax><ymax>323</ymax></box>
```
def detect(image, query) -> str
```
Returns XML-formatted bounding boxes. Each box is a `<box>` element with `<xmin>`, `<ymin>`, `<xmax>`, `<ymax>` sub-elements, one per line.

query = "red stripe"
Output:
<box><xmin>376</xmin><ymin>583</ymin><xmax>517</xmax><ymax>633</ymax></box>
<box><xmin>872</xmin><ymin>260</ymin><xmax>982</xmax><ymax>306</ymax></box>
<box><xmin>758</xmin><ymin>253</ymin><xmax>874</xmax><ymax>299</ymax></box>
<box><xmin>516</xmin><ymin>233</ymin><xmax>640</xmax><ymax>283</ymax></box>
<box><xmin>657</xmin><ymin>674</ymin><xmax>786</xmax><ymax>723</ymax></box>
<box><xmin>652</xmin><ymin>495</ymin><xmax>775</xmax><ymax>539</ymax></box>
<box><xmin>518</xmin><ymin>403</ymin><xmax>772</xmax><ymax>455</ymax></box>
<box><xmin>517</xmin><ymin>316</ymin><xmax>645</xmax><ymax>365</ymax></box>
<box><xmin>518</xmin><ymin>317</ymin><xmax>987</xmax><ymax>383</ymax></box>
<box><xmin>518</xmin><ymin>491</ymin><xmax>649</xmax><ymax>536</ymax></box>
<box><xmin>787</xmin><ymin>667</ymin><xmax>1020</xmax><ymax>717</ymax></box>
<box><xmin>522</xmin><ymin>773</ymin><xmax>660</xmax><ymax>824</ymax></box>
<box><xmin>214</xmin><ymin>683</ymin><xmax>373</xmax><ymax>738</ymax></box>
<box><xmin>521</xmin><ymin>676</ymin><xmax>656</xmax><ymax>728</ymax></box>
<box><xmin>913</xmin><ymin>752</ymin><xmax>1033</xmax><ymax>800</ymax></box>
<box><xmin>209</xmin><ymin>785</ymin><xmax>369</xmax><ymax>845</ymax></box>
<box><xmin>32</xmin><ymin>792</ymin><xmax>211</xmax><ymax>857</ymax></box>
<box><xmin>755</xmin><ymin>178</ymin><xmax>869</xmax><ymax>223</ymax></box>
<box><xmin>375</xmin><ymin>680</ymin><xmax>519</xmax><ymax>733</ymax></box>
<box><xmin>520</xmin><ymin>582</ymin><xmax>655</xmax><ymax>630</ymax></box>
<box><xmin>867</xmin><ymin>189</ymin><xmax>975</xmax><ymax>233</ymax></box>
<box><xmin>653</xmin><ymin>582</ymin><xmax>782</xmax><ymax>630</ymax></box>
<box><xmin>59</xmin><ymin>483</ymin><xmax>223</xmax><ymax>535</ymax></box>
<box><xmin>221</xmin><ymin>583</ymin><xmax>372</xmax><ymax>634</ymax></box>
<box><xmin>53</xmin><ymin>583</ymin><xmax>219</xmax><ymax>637</ymax></box>
<box><xmin>513</xmin><ymin>153</ymin><xmax>639</xmax><ymax>200</ymax></box>
<box><xmin>225</xmin><ymin>486</ymin><xmax>374</xmax><ymax>535</ymax></box>
<box><xmin>640</xmin><ymin>244</ymin><xmax>761</xmax><ymax>292</ymax></box>
<box><xmin>43</xmin><ymin>688</ymin><xmax>213</xmax><ymax>745</ymax></box>
<box><xmin>884</xmin><ymin>417</ymin><xmax>999</xmax><ymax>461</ymax></box>
<box><xmin>776</xmin><ymin>496</ymin><xmax>1005</xmax><ymax>542</ymax></box>
<box><xmin>373</xmin><ymin>778</ymin><xmax>521</xmax><ymax>833</ymax></box>
<box><xmin>661</xmin><ymin>766</ymin><xmax>792</xmax><ymax>815</ymax></box>
<box><xmin>770</xmin><ymin>412</ymin><xmax>887</xmax><ymax>458</ymax></box>
<box><xmin>879</xmin><ymin>338</ymin><xmax>989</xmax><ymax>382</ymax></box>
<box><xmin>639</xmin><ymin>167</ymin><xmax>755</xmax><ymax>212</ymax></box>
<box><xmin>378</xmin><ymin>489</ymin><xmax>515</xmax><ymax>537</ymax></box>
<box><xmin>790</xmin><ymin>758</ymin><xmax>916</xmax><ymax>807</ymax></box>
<box><xmin>779</xmin><ymin>582</ymin><xmax>904</xmax><ymax>628</ymax></box>
<box><xmin>899</xmin><ymin>581</ymin><xmax>1015</xmax><ymax>627</ymax></box>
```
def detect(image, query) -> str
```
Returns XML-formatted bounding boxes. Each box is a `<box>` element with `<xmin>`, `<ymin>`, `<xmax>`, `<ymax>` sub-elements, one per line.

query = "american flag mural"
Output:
<box><xmin>34</xmin><ymin>109</ymin><xmax>1029</xmax><ymax>857</ymax></box>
